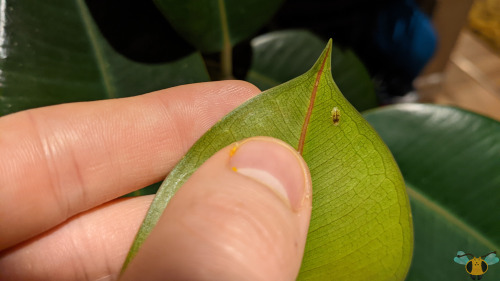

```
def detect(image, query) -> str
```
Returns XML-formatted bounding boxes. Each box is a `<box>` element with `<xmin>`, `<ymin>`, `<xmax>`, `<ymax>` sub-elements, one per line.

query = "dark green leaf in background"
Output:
<box><xmin>0</xmin><ymin>0</ymin><xmax>209</xmax><ymax>116</ymax></box>
<box><xmin>124</xmin><ymin>41</ymin><xmax>413</xmax><ymax>280</ymax></box>
<box><xmin>364</xmin><ymin>104</ymin><xmax>500</xmax><ymax>280</ymax></box>
<box><xmin>153</xmin><ymin>0</ymin><xmax>285</xmax><ymax>53</ymax></box>
<box><xmin>246</xmin><ymin>30</ymin><xmax>378</xmax><ymax>111</ymax></box>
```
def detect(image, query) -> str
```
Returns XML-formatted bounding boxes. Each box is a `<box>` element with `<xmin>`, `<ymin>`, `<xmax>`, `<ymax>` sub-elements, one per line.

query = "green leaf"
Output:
<box><xmin>153</xmin><ymin>0</ymin><xmax>285</xmax><ymax>53</ymax></box>
<box><xmin>124</xmin><ymin>182</ymin><xmax>162</xmax><ymax>198</ymax></box>
<box><xmin>246</xmin><ymin>30</ymin><xmax>378</xmax><ymax>111</ymax></box>
<box><xmin>0</xmin><ymin>0</ymin><xmax>209</xmax><ymax>116</ymax></box>
<box><xmin>124</xmin><ymin>41</ymin><xmax>413</xmax><ymax>280</ymax></box>
<box><xmin>364</xmin><ymin>104</ymin><xmax>500</xmax><ymax>280</ymax></box>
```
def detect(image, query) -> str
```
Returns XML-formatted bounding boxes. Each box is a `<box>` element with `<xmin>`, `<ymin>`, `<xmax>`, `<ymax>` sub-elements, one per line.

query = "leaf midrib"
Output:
<box><xmin>297</xmin><ymin>45</ymin><xmax>330</xmax><ymax>155</ymax></box>
<box><xmin>217</xmin><ymin>0</ymin><xmax>230</xmax><ymax>48</ymax></box>
<box><xmin>75</xmin><ymin>0</ymin><xmax>116</xmax><ymax>98</ymax></box>
<box><xmin>217</xmin><ymin>0</ymin><xmax>232</xmax><ymax>78</ymax></box>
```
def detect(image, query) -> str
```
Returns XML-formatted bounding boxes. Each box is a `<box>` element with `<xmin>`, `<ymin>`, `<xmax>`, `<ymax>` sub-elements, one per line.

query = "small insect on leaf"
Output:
<box><xmin>331</xmin><ymin>106</ymin><xmax>340</xmax><ymax>126</ymax></box>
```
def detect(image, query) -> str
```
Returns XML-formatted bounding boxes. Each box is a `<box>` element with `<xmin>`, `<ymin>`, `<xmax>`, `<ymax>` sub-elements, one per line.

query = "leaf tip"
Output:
<box><xmin>325</xmin><ymin>38</ymin><xmax>332</xmax><ymax>69</ymax></box>
<box><xmin>308</xmin><ymin>38</ymin><xmax>333</xmax><ymax>75</ymax></box>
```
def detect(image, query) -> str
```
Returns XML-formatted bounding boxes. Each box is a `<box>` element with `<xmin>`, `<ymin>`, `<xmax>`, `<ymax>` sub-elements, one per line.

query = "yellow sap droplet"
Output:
<box><xmin>229</xmin><ymin>145</ymin><xmax>238</xmax><ymax>157</ymax></box>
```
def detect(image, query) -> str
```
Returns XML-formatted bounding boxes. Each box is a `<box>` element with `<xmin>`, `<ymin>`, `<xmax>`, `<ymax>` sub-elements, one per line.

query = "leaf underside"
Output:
<box><xmin>124</xmin><ymin>41</ymin><xmax>413</xmax><ymax>280</ymax></box>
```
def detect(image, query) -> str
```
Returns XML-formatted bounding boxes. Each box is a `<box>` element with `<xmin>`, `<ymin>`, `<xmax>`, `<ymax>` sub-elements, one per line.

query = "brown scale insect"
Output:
<box><xmin>331</xmin><ymin>106</ymin><xmax>340</xmax><ymax>126</ymax></box>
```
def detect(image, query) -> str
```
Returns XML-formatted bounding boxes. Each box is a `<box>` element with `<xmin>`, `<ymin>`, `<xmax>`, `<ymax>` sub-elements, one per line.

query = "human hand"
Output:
<box><xmin>0</xmin><ymin>81</ymin><xmax>313</xmax><ymax>281</ymax></box>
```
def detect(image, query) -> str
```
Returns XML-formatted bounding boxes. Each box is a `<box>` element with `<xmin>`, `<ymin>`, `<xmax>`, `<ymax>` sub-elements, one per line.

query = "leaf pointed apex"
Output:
<box><xmin>307</xmin><ymin>38</ymin><xmax>332</xmax><ymax>75</ymax></box>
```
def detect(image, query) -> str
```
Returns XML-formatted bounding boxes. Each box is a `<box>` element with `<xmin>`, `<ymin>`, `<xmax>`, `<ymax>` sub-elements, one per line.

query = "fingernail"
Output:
<box><xmin>228</xmin><ymin>137</ymin><xmax>310</xmax><ymax>210</ymax></box>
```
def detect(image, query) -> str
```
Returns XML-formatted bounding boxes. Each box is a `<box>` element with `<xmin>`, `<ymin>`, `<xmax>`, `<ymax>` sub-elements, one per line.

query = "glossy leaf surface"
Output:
<box><xmin>247</xmin><ymin>30</ymin><xmax>378</xmax><ymax>111</ymax></box>
<box><xmin>364</xmin><ymin>104</ymin><xmax>500</xmax><ymax>280</ymax></box>
<box><xmin>153</xmin><ymin>0</ymin><xmax>285</xmax><ymax>53</ymax></box>
<box><xmin>125</xmin><ymin>41</ymin><xmax>413</xmax><ymax>280</ymax></box>
<box><xmin>0</xmin><ymin>0</ymin><xmax>209</xmax><ymax>116</ymax></box>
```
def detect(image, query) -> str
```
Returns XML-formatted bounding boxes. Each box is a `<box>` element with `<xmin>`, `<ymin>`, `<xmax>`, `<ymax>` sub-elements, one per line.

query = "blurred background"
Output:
<box><xmin>85</xmin><ymin>0</ymin><xmax>500</xmax><ymax>120</ymax></box>
<box><xmin>269</xmin><ymin>0</ymin><xmax>500</xmax><ymax>121</ymax></box>
<box><xmin>415</xmin><ymin>0</ymin><xmax>500</xmax><ymax>122</ymax></box>
<box><xmin>3</xmin><ymin>0</ymin><xmax>499</xmax><ymax>120</ymax></box>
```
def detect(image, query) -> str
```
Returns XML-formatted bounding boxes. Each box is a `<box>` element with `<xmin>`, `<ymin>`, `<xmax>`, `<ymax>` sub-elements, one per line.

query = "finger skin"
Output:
<box><xmin>0</xmin><ymin>196</ymin><xmax>153</xmax><ymax>281</ymax></box>
<box><xmin>0</xmin><ymin>81</ymin><xmax>260</xmax><ymax>250</ymax></box>
<box><xmin>122</xmin><ymin>137</ymin><xmax>313</xmax><ymax>281</ymax></box>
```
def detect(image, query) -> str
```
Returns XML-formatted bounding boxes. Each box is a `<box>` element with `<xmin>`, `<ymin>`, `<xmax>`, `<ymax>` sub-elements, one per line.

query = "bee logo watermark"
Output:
<box><xmin>454</xmin><ymin>251</ymin><xmax>499</xmax><ymax>280</ymax></box>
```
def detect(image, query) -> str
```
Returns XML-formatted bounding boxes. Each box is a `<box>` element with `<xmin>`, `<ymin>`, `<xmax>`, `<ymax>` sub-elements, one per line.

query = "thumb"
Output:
<box><xmin>121</xmin><ymin>137</ymin><xmax>312</xmax><ymax>281</ymax></box>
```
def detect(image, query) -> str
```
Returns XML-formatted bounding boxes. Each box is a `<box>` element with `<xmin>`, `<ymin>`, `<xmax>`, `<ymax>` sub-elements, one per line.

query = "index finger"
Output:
<box><xmin>0</xmin><ymin>81</ymin><xmax>260</xmax><ymax>250</ymax></box>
